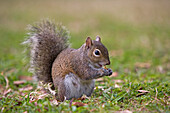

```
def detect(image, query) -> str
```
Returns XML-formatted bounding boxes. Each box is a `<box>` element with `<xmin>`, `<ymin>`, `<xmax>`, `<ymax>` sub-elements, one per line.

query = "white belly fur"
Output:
<box><xmin>64</xmin><ymin>73</ymin><xmax>95</xmax><ymax>100</ymax></box>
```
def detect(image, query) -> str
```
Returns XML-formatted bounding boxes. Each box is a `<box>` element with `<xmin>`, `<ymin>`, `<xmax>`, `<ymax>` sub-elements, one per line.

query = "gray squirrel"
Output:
<box><xmin>24</xmin><ymin>20</ymin><xmax>112</xmax><ymax>101</ymax></box>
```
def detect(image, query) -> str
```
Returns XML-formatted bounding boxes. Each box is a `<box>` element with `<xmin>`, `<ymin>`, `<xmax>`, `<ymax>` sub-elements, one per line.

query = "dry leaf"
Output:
<box><xmin>115</xmin><ymin>110</ymin><xmax>132</xmax><ymax>113</ymax></box>
<box><xmin>25</xmin><ymin>89</ymin><xmax>50</xmax><ymax>103</ymax></box>
<box><xmin>46</xmin><ymin>83</ymin><xmax>56</xmax><ymax>95</ymax></box>
<box><xmin>137</xmin><ymin>90</ymin><xmax>150</xmax><ymax>93</ymax></box>
<box><xmin>77</xmin><ymin>95</ymin><xmax>90</xmax><ymax>101</ymax></box>
<box><xmin>4</xmin><ymin>76</ymin><xmax>9</xmax><ymax>89</ymax></box>
<box><xmin>3</xmin><ymin>88</ymin><xmax>12</xmax><ymax>96</ymax></box>
<box><xmin>157</xmin><ymin>66</ymin><xmax>165</xmax><ymax>73</ymax></box>
<box><xmin>13</xmin><ymin>80</ymin><xmax>26</xmax><ymax>85</ymax></box>
<box><xmin>29</xmin><ymin>99</ymin><xmax>37</xmax><ymax>103</ymax></box>
<box><xmin>19</xmin><ymin>76</ymin><xmax>33</xmax><ymax>81</ymax></box>
<box><xmin>110</xmin><ymin>72</ymin><xmax>118</xmax><ymax>77</ymax></box>
<box><xmin>90</xmin><ymin>108</ymin><xmax>97</xmax><ymax>112</ymax></box>
<box><xmin>37</xmin><ymin>109</ymin><xmax>41</xmax><ymax>112</ymax></box>
<box><xmin>135</xmin><ymin>62</ymin><xmax>151</xmax><ymax>69</ymax></box>
<box><xmin>124</xmin><ymin>68</ymin><xmax>130</xmax><ymax>73</ymax></box>
<box><xmin>19</xmin><ymin>85</ymin><xmax>33</xmax><ymax>91</ymax></box>
<box><xmin>19</xmin><ymin>92</ymin><xmax>27</xmax><ymax>96</ymax></box>
<box><xmin>94</xmin><ymin>86</ymin><xmax>104</xmax><ymax>90</ymax></box>
<box><xmin>115</xmin><ymin>84</ymin><xmax>121</xmax><ymax>88</ymax></box>
<box><xmin>50</xmin><ymin>99</ymin><xmax>59</xmax><ymax>106</ymax></box>
<box><xmin>114</xmin><ymin>80</ymin><xmax>123</xmax><ymax>83</ymax></box>
<box><xmin>38</xmin><ymin>93</ymin><xmax>49</xmax><ymax>99</ymax></box>
<box><xmin>137</xmin><ymin>90</ymin><xmax>150</xmax><ymax>97</ymax></box>
<box><xmin>1</xmin><ymin>71</ymin><xmax>4</xmax><ymax>75</ymax></box>
<box><xmin>72</xmin><ymin>102</ymin><xmax>87</xmax><ymax>107</ymax></box>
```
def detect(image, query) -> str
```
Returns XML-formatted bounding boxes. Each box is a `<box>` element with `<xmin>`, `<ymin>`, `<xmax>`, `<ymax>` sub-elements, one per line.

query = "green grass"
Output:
<box><xmin>0</xmin><ymin>0</ymin><xmax>170</xmax><ymax>112</ymax></box>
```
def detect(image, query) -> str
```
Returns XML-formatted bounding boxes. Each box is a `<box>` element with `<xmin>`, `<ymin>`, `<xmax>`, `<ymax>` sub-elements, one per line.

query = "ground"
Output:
<box><xmin>0</xmin><ymin>0</ymin><xmax>169</xmax><ymax>112</ymax></box>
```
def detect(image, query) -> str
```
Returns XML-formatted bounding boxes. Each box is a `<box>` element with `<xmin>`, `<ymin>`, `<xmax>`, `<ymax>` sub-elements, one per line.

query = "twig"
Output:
<box><xmin>155</xmin><ymin>88</ymin><xmax>158</xmax><ymax>99</ymax></box>
<box><xmin>4</xmin><ymin>76</ymin><xmax>9</xmax><ymax>89</ymax></box>
<box><xmin>154</xmin><ymin>88</ymin><xmax>159</xmax><ymax>101</ymax></box>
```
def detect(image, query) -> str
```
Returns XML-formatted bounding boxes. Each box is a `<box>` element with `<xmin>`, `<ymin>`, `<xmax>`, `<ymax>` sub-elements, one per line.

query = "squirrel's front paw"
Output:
<box><xmin>100</xmin><ymin>68</ymin><xmax>112</xmax><ymax>76</ymax></box>
<box><xmin>106</xmin><ymin>68</ymin><xmax>112</xmax><ymax>76</ymax></box>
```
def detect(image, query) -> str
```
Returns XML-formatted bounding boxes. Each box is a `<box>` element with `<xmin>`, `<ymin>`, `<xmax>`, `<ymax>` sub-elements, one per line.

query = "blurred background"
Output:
<box><xmin>0</xmin><ymin>0</ymin><xmax>170</xmax><ymax>79</ymax></box>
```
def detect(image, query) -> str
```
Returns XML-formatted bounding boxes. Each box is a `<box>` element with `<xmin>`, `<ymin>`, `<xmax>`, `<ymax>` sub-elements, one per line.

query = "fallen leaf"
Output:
<box><xmin>137</xmin><ymin>90</ymin><xmax>150</xmax><ymax>93</ymax></box>
<box><xmin>13</xmin><ymin>80</ymin><xmax>26</xmax><ymax>85</ymax></box>
<box><xmin>124</xmin><ymin>68</ymin><xmax>130</xmax><ymax>73</ymax></box>
<box><xmin>38</xmin><ymin>93</ymin><xmax>50</xmax><ymax>99</ymax></box>
<box><xmin>72</xmin><ymin>102</ymin><xmax>87</xmax><ymax>107</ymax></box>
<box><xmin>50</xmin><ymin>99</ymin><xmax>59</xmax><ymax>106</ymax></box>
<box><xmin>115</xmin><ymin>84</ymin><xmax>121</xmax><ymax>88</ymax></box>
<box><xmin>29</xmin><ymin>99</ymin><xmax>38</xmax><ymax>103</ymax></box>
<box><xmin>115</xmin><ymin>110</ymin><xmax>132</xmax><ymax>113</ymax></box>
<box><xmin>19</xmin><ymin>85</ymin><xmax>33</xmax><ymax>91</ymax></box>
<box><xmin>104</xmin><ymin>87</ymin><xmax>112</xmax><ymax>93</ymax></box>
<box><xmin>135</xmin><ymin>62</ymin><xmax>151</xmax><ymax>69</ymax></box>
<box><xmin>90</xmin><ymin>108</ymin><xmax>97</xmax><ymax>112</ymax></box>
<box><xmin>155</xmin><ymin>88</ymin><xmax>158</xmax><ymax>100</ymax></box>
<box><xmin>94</xmin><ymin>86</ymin><xmax>104</xmax><ymax>90</ymax></box>
<box><xmin>77</xmin><ymin>95</ymin><xmax>89</xmax><ymax>101</ymax></box>
<box><xmin>140</xmin><ymin>107</ymin><xmax>148</xmax><ymax>111</ymax></box>
<box><xmin>46</xmin><ymin>83</ymin><xmax>56</xmax><ymax>95</ymax></box>
<box><xmin>137</xmin><ymin>90</ymin><xmax>150</xmax><ymax>97</ymax></box>
<box><xmin>110</xmin><ymin>72</ymin><xmax>118</xmax><ymax>77</ymax></box>
<box><xmin>19</xmin><ymin>76</ymin><xmax>33</xmax><ymax>81</ymax></box>
<box><xmin>3</xmin><ymin>88</ymin><xmax>12</xmax><ymax>96</ymax></box>
<box><xmin>102</xmin><ymin>103</ymin><xmax>105</xmax><ymax>108</ymax></box>
<box><xmin>157</xmin><ymin>66</ymin><xmax>165</xmax><ymax>73</ymax></box>
<box><xmin>25</xmin><ymin>89</ymin><xmax>51</xmax><ymax>103</ymax></box>
<box><xmin>1</xmin><ymin>71</ymin><xmax>4</xmax><ymax>75</ymax></box>
<box><xmin>37</xmin><ymin>109</ymin><xmax>41</xmax><ymax>112</ymax></box>
<box><xmin>19</xmin><ymin>92</ymin><xmax>27</xmax><ymax>96</ymax></box>
<box><xmin>4</xmin><ymin>76</ymin><xmax>9</xmax><ymax>89</ymax></box>
<box><xmin>114</xmin><ymin>79</ymin><xmax>123</xmax><ymax>83</ymax></box>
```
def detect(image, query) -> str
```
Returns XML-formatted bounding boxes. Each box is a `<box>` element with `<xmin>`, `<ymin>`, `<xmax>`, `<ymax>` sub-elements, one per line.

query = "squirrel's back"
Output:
<box><xmin>23</xmin><ymin>20</ymin><xmax>70</xmax><ymax>83</ymax></box>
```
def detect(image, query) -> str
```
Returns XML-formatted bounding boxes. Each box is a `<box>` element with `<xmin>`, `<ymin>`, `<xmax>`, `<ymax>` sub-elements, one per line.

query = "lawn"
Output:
<box><xmin>0</xmin><ymin>0</ymin><xmax>170</xmax><ymax>112</ymax></box>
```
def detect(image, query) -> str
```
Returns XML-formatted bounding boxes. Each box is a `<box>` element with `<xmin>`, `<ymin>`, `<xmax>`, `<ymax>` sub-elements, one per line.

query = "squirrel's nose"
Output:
<box><xmin>106</xmin><ymin>60</ymin><xmax>110</xmax><ymax>65</ymax></box>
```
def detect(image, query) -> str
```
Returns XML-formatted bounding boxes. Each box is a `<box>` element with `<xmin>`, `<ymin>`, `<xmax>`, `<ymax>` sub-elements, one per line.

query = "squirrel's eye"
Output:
<box><xmin>93</xmin><ymin>49</ymin><xmax>101</xmax><ymax>57</ymax></box>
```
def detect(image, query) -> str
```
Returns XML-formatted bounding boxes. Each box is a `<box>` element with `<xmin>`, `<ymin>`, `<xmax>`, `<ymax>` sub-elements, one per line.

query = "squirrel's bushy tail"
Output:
<box><xmin>23</xmin><ymin>20</ymin><xmax>70</xmax><ymax>83</ymax></box>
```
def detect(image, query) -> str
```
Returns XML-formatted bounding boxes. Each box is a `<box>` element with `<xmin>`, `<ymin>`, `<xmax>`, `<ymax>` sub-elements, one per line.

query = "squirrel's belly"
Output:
<box><xmin>64</xmin><ymin>73</ymin><xmax>95</xmax><ymax>100</ymax></box>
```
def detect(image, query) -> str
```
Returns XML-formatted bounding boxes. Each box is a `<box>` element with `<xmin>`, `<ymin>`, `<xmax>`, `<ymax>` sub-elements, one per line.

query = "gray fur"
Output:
<box><xmin>23</xmin><ymin>20</ymin><xmax>70</xmax><ymax>83</ymax></box>
<box><xmin>64</xmin><ymin>73</ymin><xmax>95</xmax><ymax>100</ymax></box>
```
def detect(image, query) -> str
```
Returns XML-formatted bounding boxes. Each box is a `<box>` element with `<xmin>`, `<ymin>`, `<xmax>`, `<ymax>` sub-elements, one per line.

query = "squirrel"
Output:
<box><xmin>23</xmin><ymin>20</ymin><xmax>113</xmax><ymax>101</ymax></box>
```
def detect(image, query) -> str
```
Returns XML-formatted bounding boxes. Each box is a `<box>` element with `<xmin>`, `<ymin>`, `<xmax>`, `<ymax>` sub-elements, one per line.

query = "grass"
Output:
<box><xmin>0</xmin><ymin>0</ymin><xmax>170</xmax><ymax>112</ymax></box>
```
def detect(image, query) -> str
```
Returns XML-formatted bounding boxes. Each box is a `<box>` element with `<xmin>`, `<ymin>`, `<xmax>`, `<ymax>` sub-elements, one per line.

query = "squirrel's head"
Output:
<box><xmin>84</xmin><ymin>36</ymin><xmax>110</xmax><ymax>69</ymax></box>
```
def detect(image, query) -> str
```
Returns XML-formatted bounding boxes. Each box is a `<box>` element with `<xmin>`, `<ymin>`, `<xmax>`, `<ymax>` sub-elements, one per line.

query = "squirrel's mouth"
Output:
<box><xmin>91</xmin><ymin>62</ymin><xmax>106</xmax><ymax>69</ymax></box>
<box><xmin>98</xmin><ymin>64</ymin><xmax>102</xmax><ymax>68</ymax></box>
<box><xmin>95</xmin><ymin>63</ymin><xmax>106</xmax><ymax>69</ymax></box>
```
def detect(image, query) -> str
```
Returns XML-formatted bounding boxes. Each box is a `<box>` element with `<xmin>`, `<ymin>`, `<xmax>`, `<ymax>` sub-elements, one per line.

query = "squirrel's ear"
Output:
<box><xmin>86</xmin><ymin>37</ymin><xmax>92</xmax><ymax>48</ymax></box>
<box><xmin>96</xmin><ymin>35</ymin><xmax>101</xmax><ymax>42</ymax></box>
